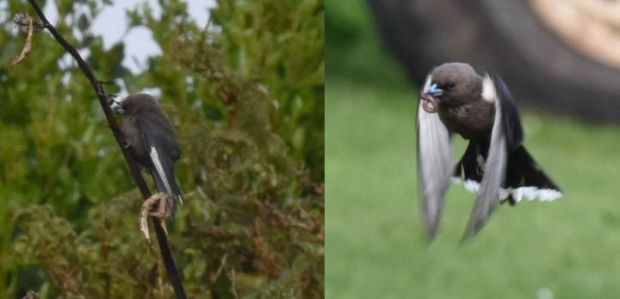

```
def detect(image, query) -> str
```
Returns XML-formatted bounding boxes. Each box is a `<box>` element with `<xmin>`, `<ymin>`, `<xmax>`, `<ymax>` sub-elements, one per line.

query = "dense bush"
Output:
<box><xmin>0</xmin><ymin>0</ymin><xmax>323</xmax><ymax>297</ymax></box>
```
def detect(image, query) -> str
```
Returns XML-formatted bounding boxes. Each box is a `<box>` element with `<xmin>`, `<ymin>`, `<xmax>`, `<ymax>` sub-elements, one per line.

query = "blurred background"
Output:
<box><xmin>0</xmin><ymin>0</ymin><xmax>323</xmax><ymax>298</ymax></box>
<box><xmin>327</xmin><ymin>0</ymin><xmax>620</xmax><ymax>298</ymax></box>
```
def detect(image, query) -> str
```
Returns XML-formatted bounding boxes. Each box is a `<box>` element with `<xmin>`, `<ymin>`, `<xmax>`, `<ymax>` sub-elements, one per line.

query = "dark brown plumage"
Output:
<box><xmin>417</xmin><ymin>62</ymin><xmax>562</xmax><ymax>241</ymax></box>
<box><xmin>116</xmin><ymin>94</ymin><xmax>183</xmax><ymax>209</ymax></box>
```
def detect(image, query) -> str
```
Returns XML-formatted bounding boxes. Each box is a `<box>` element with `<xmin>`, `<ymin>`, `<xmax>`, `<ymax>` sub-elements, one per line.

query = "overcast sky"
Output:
<box><xmin>44</xmin><ymin>0</ymin><xmax>216</xmax><ymax>73</ymax></box>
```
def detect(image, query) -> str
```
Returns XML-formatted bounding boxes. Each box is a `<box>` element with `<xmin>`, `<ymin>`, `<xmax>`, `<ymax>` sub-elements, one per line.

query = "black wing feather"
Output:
<box><xmin>490</xmin><ymin>72</ymin><xmax>523</xmax><ymax>150</ymax></box>
<box><xmin>135</xmin><ymin>114</ymin><xmax>183</xmax><ymax>204</ymax></box>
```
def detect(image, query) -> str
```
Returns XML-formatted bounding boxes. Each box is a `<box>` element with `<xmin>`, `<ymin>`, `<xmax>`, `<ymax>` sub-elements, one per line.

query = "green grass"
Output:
<box><xmin>326</xmin><ymin>78</ymin><xmax>620</xmax><ymax>299</ymax></box>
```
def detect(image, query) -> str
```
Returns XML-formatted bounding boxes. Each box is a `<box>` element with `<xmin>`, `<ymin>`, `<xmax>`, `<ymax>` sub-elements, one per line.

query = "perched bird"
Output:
<box><xmin>112</xmin><ymin>94</ymin><xmax>183</xmax><ymax>216</ymax></box>
<box><xmin>417</xmin><ymin>62</ymin><xmax>562</xmax><ymax>241</ymax></box>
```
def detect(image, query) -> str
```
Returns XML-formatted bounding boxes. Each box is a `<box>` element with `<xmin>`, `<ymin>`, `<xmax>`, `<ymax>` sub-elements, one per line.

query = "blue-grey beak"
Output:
<box><xmin>427</xmin><ymin>83</ymin><xmax>444</xmax><ymax>97</ymax></box>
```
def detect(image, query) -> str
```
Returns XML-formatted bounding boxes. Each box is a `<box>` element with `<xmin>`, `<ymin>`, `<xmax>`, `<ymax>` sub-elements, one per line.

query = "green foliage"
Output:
<box><xmin>1</xmin><ymin>0</ymin><xmax>323</xmax><ymax>297</ymax></box>
<box><xmin>13</xmin><ymin>190</ymin><xmax>322</xmax><ymax>298</ymax></box>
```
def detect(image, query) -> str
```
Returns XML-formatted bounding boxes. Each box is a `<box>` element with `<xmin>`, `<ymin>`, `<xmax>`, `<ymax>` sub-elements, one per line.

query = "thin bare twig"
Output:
<box><xmin>13</xmin><ymin>13</ymin><xmax>44</xmax><ymax>29</ymax></box>
<box><xmin>210</xmin><ymin>252</ymin><xmax>228</xmax><ymax>283</ymax></box>
<box><xmin>12</xmin><ymin>14</ymin><xmax>34</xmax><ymax>65</ymax></box>
<box><xmin>21</xmin><ymin>290</ymin><xmax>39</xmax><ymax>299</ymax></box>
<box><xmin>140</xmin><ymin>192</ymin><xmax>172</xmax><ymax>241</ymax></box>
<box><xmin>24</xmin><ymin>1</ymin><xmax>187</xmax><ymax>298</ymax></box>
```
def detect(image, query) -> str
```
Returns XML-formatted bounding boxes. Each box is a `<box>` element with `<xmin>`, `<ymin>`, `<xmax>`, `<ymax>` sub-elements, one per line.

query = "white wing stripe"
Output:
<box><xmin>481</xmin><ymin>75</ymin><xmax>496</xmax><ymax>103</ymax></box>
<box><xmin>150</xmin><ymin>146</ymin><xmax>174</xmax><ymax>196</ymax></box>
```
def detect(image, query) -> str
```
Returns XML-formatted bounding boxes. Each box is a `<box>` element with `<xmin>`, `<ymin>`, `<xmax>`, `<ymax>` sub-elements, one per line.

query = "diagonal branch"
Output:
<box><xmin>25</xmin><ymin>1</ymin><xmax>187</xmax><ymax>298</ymax></box>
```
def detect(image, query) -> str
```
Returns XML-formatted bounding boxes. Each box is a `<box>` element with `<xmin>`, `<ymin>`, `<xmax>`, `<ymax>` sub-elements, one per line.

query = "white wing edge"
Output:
<box><xmin>454</xmin><ymin>178</ymin><xmax>562</xmax><ymax>202</ymax></box>
<box><xmin>418</xmin><ymin>75</ymin><xmax>453</xmax><ymax>237</ymax></box>
<box><xmin>463</xmin><ymin>73</ymin><xmax>507</xmax><ymax>240</ymax></box>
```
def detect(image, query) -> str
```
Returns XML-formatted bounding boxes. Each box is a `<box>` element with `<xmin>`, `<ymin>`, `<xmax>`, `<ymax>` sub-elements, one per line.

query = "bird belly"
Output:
<box><xmin>439</xmin><ymin>102</ymin><xmax>494</xmax><ymax>140</ymax></box>
<box><xmin>121</xmin><ymin>118</ymin><xmax>151</xmax><ymax>167</ymax></box>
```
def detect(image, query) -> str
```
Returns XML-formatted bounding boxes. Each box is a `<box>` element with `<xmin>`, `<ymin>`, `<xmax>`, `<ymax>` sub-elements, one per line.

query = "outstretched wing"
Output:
<box><xmin>462</xmin><ymin>73</ymin><xmax>522</xmax><ymax>241</ymax></box>
<box><xmin>136</xmin><ymin>114</ymin><xmax>184</xmax><ymax>205</ymax></box>
<box><xmin>417</xmin><ymin>75</ymin><xmax>453</xmax><ymax>239</ymax></box>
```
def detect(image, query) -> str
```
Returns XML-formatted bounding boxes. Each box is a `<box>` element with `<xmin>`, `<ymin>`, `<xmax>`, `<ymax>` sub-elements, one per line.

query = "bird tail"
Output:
<box><xmin>152</xmin><ymin>170</ymin><xmax>183</xmax><ymax>218</ymax></box>
<box><xmin>152</xmin><ymin>170</ymin><xmax>184</xmax><ymax>202</ymax></box>
<box><xmin>454</xmin><ymin>142</ymin><xmax>562</xmax><ymax>204</ymax></box>
<box><xmin>149</xmin><ymin>147</ymin><xmax>184</xmax><ymax>219</ymax></box>
<box><xmin>502</xmin><ymin>145</ymin><xmax>562</xmax><ymax>204</ymax></box>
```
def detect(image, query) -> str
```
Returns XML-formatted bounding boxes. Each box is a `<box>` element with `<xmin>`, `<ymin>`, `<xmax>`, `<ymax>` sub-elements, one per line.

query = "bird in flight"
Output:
<box><xmin>416</xmin><ymin>62</ymin><xmax>562</xmax><ymax>241</ymax></box>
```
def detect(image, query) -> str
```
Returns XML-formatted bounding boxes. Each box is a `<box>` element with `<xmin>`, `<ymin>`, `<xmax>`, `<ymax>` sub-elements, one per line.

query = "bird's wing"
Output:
<box><xmin>462</xmin><ymin>73</ymin><xmax>521</xmax><ymax>241</ymax></box>
<box><xmin>136</xmin><ymin>116</ymin><xmax>184</xmax><ymax>204</ymax></box>
<box><xmin>417</xmin><ymin>76</ymin><xmax>453</xmax><ymax>239</ymax></box>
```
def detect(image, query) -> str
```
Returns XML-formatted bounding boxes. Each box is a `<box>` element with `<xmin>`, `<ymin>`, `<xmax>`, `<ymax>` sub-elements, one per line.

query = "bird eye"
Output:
<box><xmin>443</xmin><ymin>82</ymin><xmax>455</xmax><ymax>89</ymax></box>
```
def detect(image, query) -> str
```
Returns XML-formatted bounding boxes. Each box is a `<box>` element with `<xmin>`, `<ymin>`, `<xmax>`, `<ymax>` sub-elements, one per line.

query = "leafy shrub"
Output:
<box><xmin>0</xmin><ymin>0</ymin><xmax>323</xmax><ymax>297</ymax></box>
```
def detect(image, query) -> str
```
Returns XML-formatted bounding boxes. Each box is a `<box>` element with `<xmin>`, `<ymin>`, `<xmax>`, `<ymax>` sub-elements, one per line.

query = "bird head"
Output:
<box><xmin>420</xmin><ymin>62</ymin><xmax>482</xmax><ymax>113</ymax></box>
<box><xmin>114</xmin><ymin>94</ymin><xmax>162</xmax><ymax>116</ymax></box>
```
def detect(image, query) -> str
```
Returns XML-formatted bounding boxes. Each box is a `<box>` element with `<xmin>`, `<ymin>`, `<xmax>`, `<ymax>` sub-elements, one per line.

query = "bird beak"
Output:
<box><xmin>110</xmin><ymin>99</ymin><xmax>124</xmax><ymax>114</ymax></box>
<box><xmin>427</xmin><ymin>83</ymin><xmax>444</xmax><ymax>97</ymax></box>
<box><xmin>420</xmin><ymin>77</ymin><xmax>442</xmax><ymax>113</ymax></box>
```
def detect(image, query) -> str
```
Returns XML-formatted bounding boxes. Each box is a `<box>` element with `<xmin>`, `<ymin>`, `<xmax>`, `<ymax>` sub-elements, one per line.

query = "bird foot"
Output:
<box><xmin>139</xmin><ymin>192</ymin><xmax>174</xmax><ymax>241</ymax></box>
